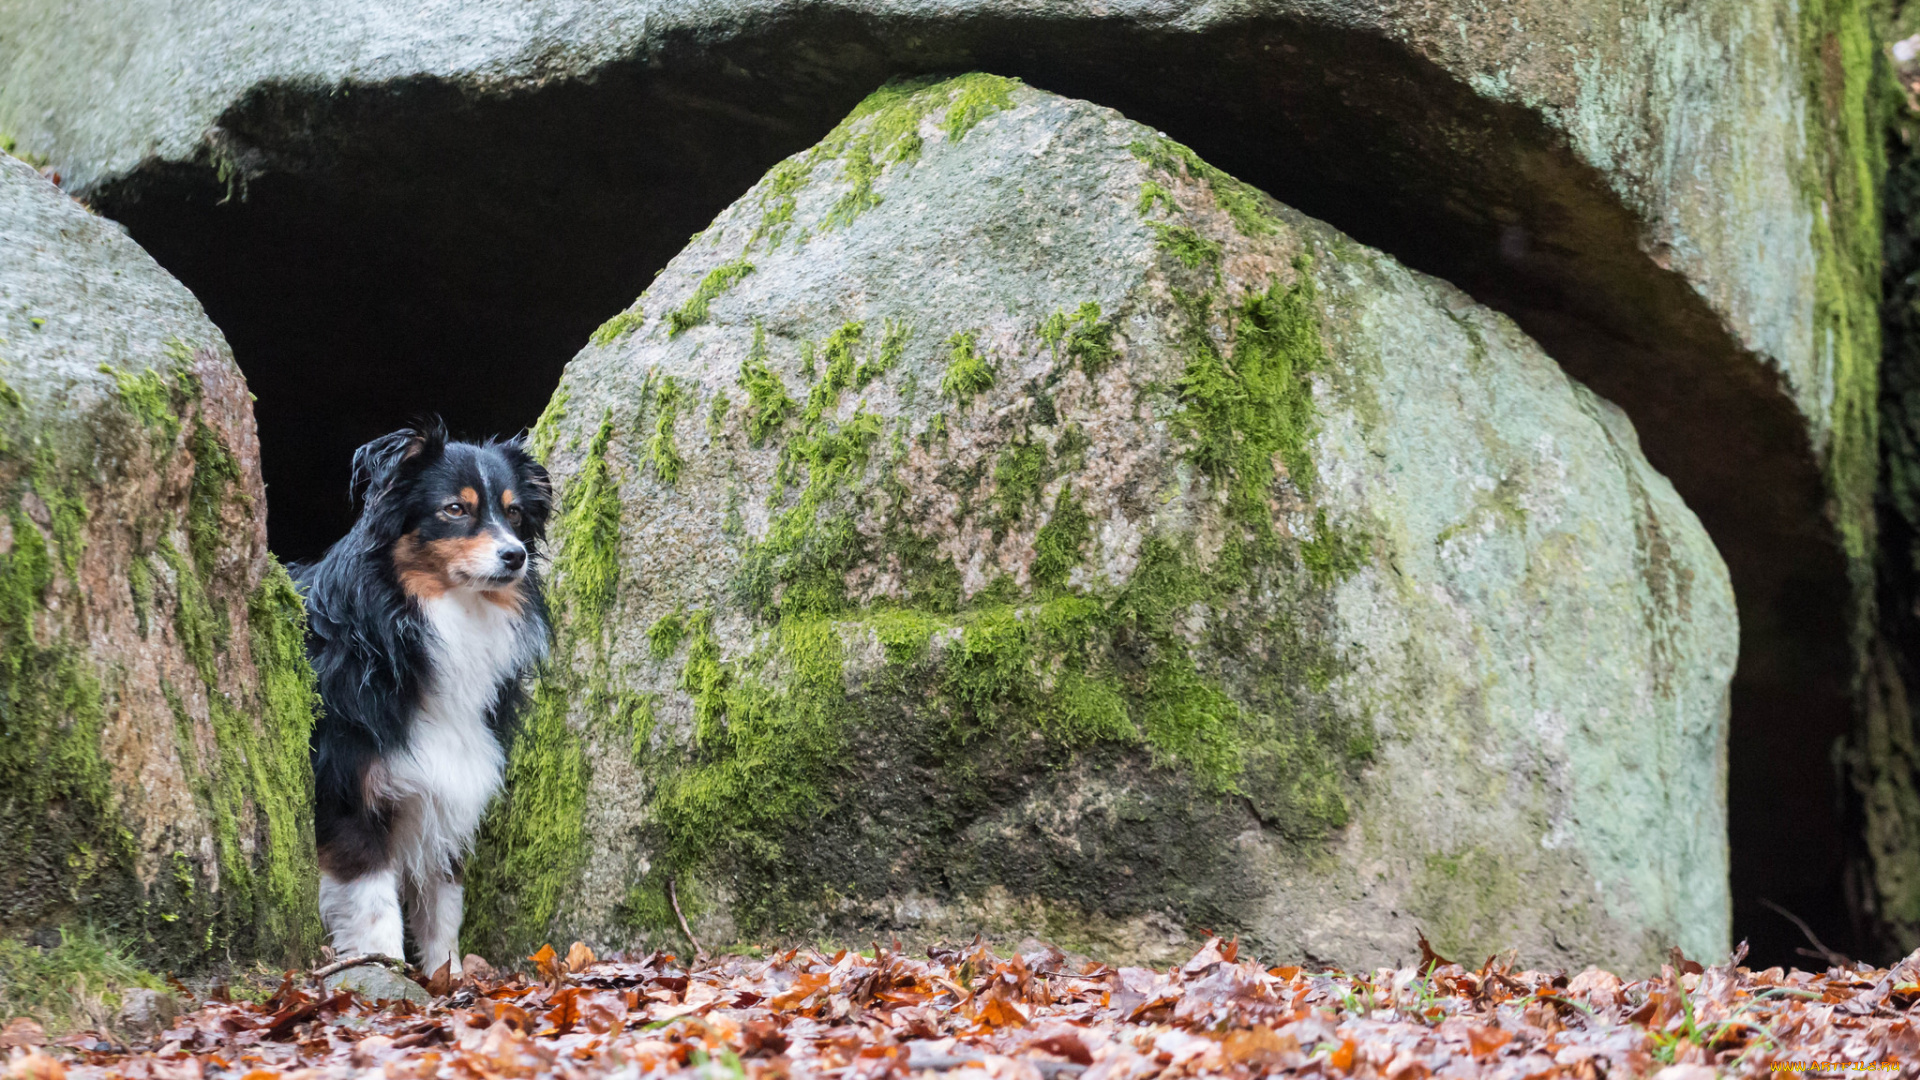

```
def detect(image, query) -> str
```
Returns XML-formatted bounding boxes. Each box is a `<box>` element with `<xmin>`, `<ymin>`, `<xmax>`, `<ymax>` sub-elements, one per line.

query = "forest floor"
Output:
<box><xmin>3</xmin><ymin>937</ymin><xmax>1917</xmax><ymax>1080</ymax></box>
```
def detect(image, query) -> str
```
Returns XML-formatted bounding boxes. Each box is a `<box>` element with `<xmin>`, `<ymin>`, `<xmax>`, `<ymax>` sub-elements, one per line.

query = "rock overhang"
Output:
<box><xmin>0</xmin><ymin>0</ymin><xmax>1879</xmax><ymax>963</ymax></box>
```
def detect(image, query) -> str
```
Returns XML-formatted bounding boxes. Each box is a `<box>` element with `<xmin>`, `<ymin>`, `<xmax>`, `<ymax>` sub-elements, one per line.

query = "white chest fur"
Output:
<box><xmin>382</xmin><ymin>591</ymin><xmax>542</xmax><ymax>881</ymax></box>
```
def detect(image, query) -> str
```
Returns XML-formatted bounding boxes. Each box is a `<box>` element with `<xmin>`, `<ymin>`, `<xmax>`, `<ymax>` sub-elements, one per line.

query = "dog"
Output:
<box><xmin>292</xmin><ymin>419</ymin><xmax>551</xmax><ymax>976</ymax></box>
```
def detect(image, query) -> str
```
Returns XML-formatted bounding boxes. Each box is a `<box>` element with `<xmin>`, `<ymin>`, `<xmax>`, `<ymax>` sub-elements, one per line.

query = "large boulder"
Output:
<box><xmin>467</xmin><ymin>78</ymin><xmax>1738</xmax><ymax>974</ymax></box>
<box><xmin>0</xmin><ymin>155</ymin><xmax>318</xmax><ymax>967</ymax></box>
<box><xmin>0</xmin><ymin>0</ymin><xmax>1882</xmax><ymax>962</ymax></box>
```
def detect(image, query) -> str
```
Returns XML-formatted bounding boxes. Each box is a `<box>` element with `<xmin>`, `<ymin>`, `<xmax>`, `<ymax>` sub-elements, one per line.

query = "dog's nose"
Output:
<box><xmin>498</xmin><ymin>547</ymin><xmax>526</xmax><ymax>571</ymax></box>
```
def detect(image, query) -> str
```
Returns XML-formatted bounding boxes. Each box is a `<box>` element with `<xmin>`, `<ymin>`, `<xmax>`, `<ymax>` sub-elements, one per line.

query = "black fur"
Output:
<box><xmin>291</xmin><ymin>419</ymin><xmax>552</xmax><ymax>880</ymax></box>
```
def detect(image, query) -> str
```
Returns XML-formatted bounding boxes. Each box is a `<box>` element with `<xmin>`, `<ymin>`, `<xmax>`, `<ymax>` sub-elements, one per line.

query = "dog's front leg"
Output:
<box><xmin>318</xmin><ymin>865</ymin><xmax>405</xmax><ymax>960</ymax></box>
<box><xmin>409</xmin><ymin>870</ymin><xmax>464</xmax><ymax>978</ymax></box>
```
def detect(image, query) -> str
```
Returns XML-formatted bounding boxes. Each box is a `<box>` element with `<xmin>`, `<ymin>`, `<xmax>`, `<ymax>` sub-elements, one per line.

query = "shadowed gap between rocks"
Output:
<box><xmin>88</xmin><ymin>12</ymin><xmax>1856</xmax><ymax>967</ymax></box>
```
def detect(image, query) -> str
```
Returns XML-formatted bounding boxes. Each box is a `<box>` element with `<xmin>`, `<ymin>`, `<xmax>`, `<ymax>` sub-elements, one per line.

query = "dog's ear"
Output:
<box><xmin>349</xmin><ymin>419</ymin><xmax>448</xmax><ymax>511</ymax></box>
<box><xmin>500</xmin><ymin>435</ymin><xmax>554</xmax><ymax>540</ymax></box>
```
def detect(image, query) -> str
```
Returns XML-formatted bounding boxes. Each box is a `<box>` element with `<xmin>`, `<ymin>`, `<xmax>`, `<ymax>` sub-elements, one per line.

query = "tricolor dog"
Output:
<box><xmin>293</xmin><ymin>420</ymin><xmax>551</xmax><ymax>975</ymax></box>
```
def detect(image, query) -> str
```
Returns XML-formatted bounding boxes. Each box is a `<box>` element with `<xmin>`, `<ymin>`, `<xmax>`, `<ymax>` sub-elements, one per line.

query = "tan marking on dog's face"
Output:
<box><xmin>394</xmin><ymin>532</ymin><xmax>500</xmax><ymax>595</ymax></box>
<box><xmin>500</xmin><ymin>489</ymin><xmax>515</xmax><ymax>508</ymax></box>
<box><xmin>458</xmin><ymin>487</ymin><xmax>479</xmax><ymax>511</ymax></box>
<box><xmin>393</xmin><ymin>532</ymin><xmax>449</xmax><ymax>599</ymax></box>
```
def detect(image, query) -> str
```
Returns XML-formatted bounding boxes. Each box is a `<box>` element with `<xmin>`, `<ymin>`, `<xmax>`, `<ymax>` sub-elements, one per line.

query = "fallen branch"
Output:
<box><xmin>1759</xmin><ymin>898</ymin><xmax>1853</xmax><ymax>969</ymax></box>
<box><xmin>311</xmin><ymin>953</ymin><xmax>409</xmax><ymax>981</ymax></box>
<box><xmin>667</xmin><ymin>874</ymin><xmax>708</xmax><ymax>964</ymax></box>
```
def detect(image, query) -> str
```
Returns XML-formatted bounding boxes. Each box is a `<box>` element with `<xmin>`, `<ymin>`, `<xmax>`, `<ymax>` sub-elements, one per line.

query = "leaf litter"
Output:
<box><xmin>5</xmin><ymin>935</ymin><xmax>1918</xmax><ymax>1080</ymax></box>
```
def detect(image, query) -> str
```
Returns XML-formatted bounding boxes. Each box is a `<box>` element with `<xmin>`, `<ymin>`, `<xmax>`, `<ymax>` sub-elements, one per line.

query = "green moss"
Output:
<box><xmin>871</xmin><ymin>607</ymin><xmax>942</xmax><ymax>667</ymax></box>
<box><xmin>738</xmin><ymin>325</ymin><xmax>796</xmax><ymax>445</ymax></box>
<box><xmin>102</xmin><ymin>361</ymin><xmax>193</xmax><ymax>444</ymax></box>
<box><xmin>1797</xmin><ymin>0</ymin><xmax>1884</xmax><ymax>578</ymax></box>
<box><xmin>159</xmin><ymin>537</ymin><xmax>225</xmax><ymax>684</ymax></box>
<box><xmin>738</xmin><ymin>410</ymin><xmax>883</xmax><ymax>621</ymax></box>
<box><xmin>0</xmin><ymin>925</ymin><xmax>165</xmax><ymax>1033</ymax></box>
<box><xmin>590</xmin><ymin>305</ymin><xmax>647</xmax><ymax>347</ymax></box>
<box><xmin>128</xmin><ymin>555</ymin><xmax>153</xmax><ymax>636</ymax></box>
<box><xmin>708</xmin><ymin>391</ymin><xmax>731</xmax><ymax>435</ymax></box>
<box><xmin>825</xmin><ymin>97</ymin><xmax>931</xmax><ymax>229</ymax></box>
<box><xmin>802</xmin><ymin>321</ymin><xmax>865</xmax><ymax>427</ymax></box>
<box><xmin>656</xmin><ymin>612</ymin><xmax>852</xmax><ymax>876</ymax></box>
<box><xmin>990</xmin><ymin>441</ymin><xmax>1048</xmax><ymax>535</ymax></box>
<box><xmin>668</xmin><ymin>260</ymin><xmax>754</xmax><ymax>337</ymax></box>
<box><xmin>465</xmin><ymin>416</ymin><xmax>618</xmax><ymax>954</ymax></box>
<box><xmin>649</xmin><ymin>608</ymin><xmax>689</xmax><ymax>660</ymax></box>
<box><xmin>614</xmin><ymin>878</ymin><xmax>681</xmax><ymax>938</ymax></box>
<box><xmin>942</xmin><ymin>73</ymin><xmax>1019</xmax><ymax>142</ymax></box>
<box><xmin>619</xmin><ymin>691</ymin><xmax>659</xmax><ymax>762</ymax></box>
<box><xmin>464</xmin><ymin>677</ymin><xmax>589</xmax><ymax>957</ymax></box>
<box><xmin>857</xmin><ymin>319</ymin><xmax>910</xmax><ymax>387</ymax></box>
<box><xmin>743</xmin><ymin>75</ymin><xmax>1022</xmax><ymax>243</ymax></box>
<box><xmin>1030</xmin><ymin>484</ymin><xmax>1091</xmax><ymax>592</ymax></box>
<box><xmin>645</xmin><ymin>374</ymin><xmax>689</xmax><ymax>486</ymax></box>
<box><xmin>1151</xmin><ymin>223</ymin><xmax>1223</xmax><ymax>272</ymax></box>
<box><xmin>1175</xmin><ymin>260</ymin><xmax>1327</xmax><ymax>553</ymax></box>
<box><xmin>1300</xmin><ymin>509</ymin><xmax>1370</xmax><ymax>588</ymax></box>
<box><xmin>748</xmin><ymin>158</ymin><xmax>814</xmax><ymax>251</ymax></box>
<box><xmin>530</xmin><ymin>388</ymin><xmax>570</xmax><ymax>465</ymax></box>
<box><xmin>1130</xmin><ymin>137</ymin><xmax>1281</xmax><ymax>238</ymax></box>
<box><xmin>1038</xmin><ymin>303</ymin><xmax>1117</xmax><ymax>377</ymax></box>
<box><xmin>187</xmin><ymin>421</ymin><xmax>248</xmax><ymax>584</ymax></box>
<box><xmin>1135</xmin><ymin>645</ymin><xmax>1244</xmax><ymax>791</ymax></box>
<box><xmin>1138</xmin><ymin>181</ymin><xmax>1176</xmax><ymax>217</ymax></box>
<box><xmin>28</xmin><ymin>447</ymin><xmax>89</xmax><ymax>580</ymax></box>
<box><xmin>243</xmin><ymin>561</ymin><xmax>322</xmax><ymax>963</ymax></box>
<box><xmin>940</xmin><ymin>331</ymin><xmax>994</xmax><ymax>404</ymax></box>
<box><xmin>557</xmin><ymin>414</ymin><xmax>624</xmax><ymax>637</ymax></box>
<box><xmin>0</xmin><ymin>508</ymin><xmax>127</xmax><ymax>950</ymax></box>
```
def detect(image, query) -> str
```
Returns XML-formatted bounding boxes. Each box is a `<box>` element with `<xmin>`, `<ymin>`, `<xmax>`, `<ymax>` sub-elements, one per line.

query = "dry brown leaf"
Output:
<box><xmin>1467</xmin><ymin>1024</ymin><xmax>1512</xmax><ymax>1059</ymax></box>
<box><xmin>5</xmin><ymin>1049</ymin><xmax>65</xmax><ymax>1080</ymax></box>
<box><xmin>565</xmin><ymin>942</ymin><xmax>597</xmax><ymax>974</ymax></box>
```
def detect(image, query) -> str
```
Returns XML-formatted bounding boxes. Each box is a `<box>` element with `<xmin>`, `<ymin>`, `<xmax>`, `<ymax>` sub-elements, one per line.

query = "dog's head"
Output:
<box><xmin>350</xmin><ymin>418</ymin><xmax>553</xmax><ymax>600</ymax></box>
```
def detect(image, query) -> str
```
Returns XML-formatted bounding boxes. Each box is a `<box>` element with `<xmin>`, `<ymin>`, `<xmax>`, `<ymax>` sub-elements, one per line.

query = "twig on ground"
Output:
<box><xmin>667</xmin><ymin>874</ymin><xmax>708</xmax><ymax>964</ymax></box>
<box><xmin>1759</xmin><ymin>898</ymin><xmax>1853</xmax><ymax>969</ymax></box>
<box><xmin>311</xmin><ymin>953</ymin><xmax>409</xmax><ymax>981</ymax></box>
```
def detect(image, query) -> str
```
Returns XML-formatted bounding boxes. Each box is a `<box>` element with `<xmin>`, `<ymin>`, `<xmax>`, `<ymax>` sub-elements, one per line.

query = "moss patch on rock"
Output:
<box><xmin>464</xmin><ymin>414</ymin><xmax>618</xmax><ymax>955</ymax></box>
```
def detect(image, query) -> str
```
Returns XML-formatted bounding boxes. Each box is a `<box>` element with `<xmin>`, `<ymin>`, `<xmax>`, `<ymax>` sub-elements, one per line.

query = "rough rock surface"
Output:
<box><xmin>0</xmin><ymin>155</ymin><xmax>318</xmax><ymax>967</ymax></box>
<box><xmin>469</xmin><ymin>79</ymin><xmax>1738</xmax><ymax>975</ymax></box>
<box><xmin>111</xmin><ymin>989</ymin><xmax>182</xmax><ymax>1040</ymax></box>
<box><xmin>322</xmin><ymin>965</ymin><xmax>429</xmax><ymax>1006</ymax></box>
<box><xmin>0</xmin><ymin>0</ymin><xmax>1882</xmax><ymax>962</ymax></box>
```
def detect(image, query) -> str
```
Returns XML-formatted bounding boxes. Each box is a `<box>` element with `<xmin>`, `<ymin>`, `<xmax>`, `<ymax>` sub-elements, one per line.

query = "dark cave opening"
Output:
<box><xmin>96</xmin><ymin>13</ymin><xmax>1859</xmax><ymax>967</ymax></box>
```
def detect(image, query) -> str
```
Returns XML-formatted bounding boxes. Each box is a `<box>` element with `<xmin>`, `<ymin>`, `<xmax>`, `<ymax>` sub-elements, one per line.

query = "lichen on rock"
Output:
<box><xmin>468</xmin><ymin>77</ymin><xmax>1737</xmax><ymax>974</ymax></box>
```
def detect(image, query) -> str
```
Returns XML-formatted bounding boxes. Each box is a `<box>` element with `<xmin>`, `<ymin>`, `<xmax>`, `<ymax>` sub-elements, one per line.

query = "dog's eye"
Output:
<box><xmin>505</xmin><ymin>506</ymin><xmax>523</xmax><ymax>524</ymax></box>
<box><xmin>443</xmin><ymin>502</ymin><xmax>467</xmax><ymax>518</ymax></box>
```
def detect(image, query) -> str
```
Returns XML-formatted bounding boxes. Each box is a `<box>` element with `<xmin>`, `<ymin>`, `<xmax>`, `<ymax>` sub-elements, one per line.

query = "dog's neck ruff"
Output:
<box><xmin>381</xmin><ymin>587</ymin><xmax>544</xmax><ymax>881</ymax></box>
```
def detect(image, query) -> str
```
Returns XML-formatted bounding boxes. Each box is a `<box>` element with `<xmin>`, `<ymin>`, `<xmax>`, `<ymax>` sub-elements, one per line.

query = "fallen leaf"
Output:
<box><xmin>565</xmin><ymin>941</ymin><xmax>597</xmax><ymax>974</ymax></box>
<box><xmin>529</xmin><ymin>944</ymin><xmax>561</xmax><ymax>983</ymax></box>
<box><xmin>1467</xmin><ymin>1024</ymin><xmax>1512</xmax><ymax>1059</ymax></box>
<box><xmin>1416</xmin><ymin>930</ymin><xmax>1453</xmax><ymax>974</ymax></box>
<box><xmin>5</xmin><ymin>1049</ymin><xmax>63</xmax><ymax>1080</ymax></box>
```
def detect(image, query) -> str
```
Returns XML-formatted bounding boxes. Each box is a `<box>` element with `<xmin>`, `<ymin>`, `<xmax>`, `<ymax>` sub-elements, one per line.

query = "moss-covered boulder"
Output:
<box><xmin>0</xmin><ymin>156</ymin><xmax>318</xmax><ymax>968</ymax></box>
<box><xmin>468</xmin><ymin>78</ymin><xmax>1737</xmax><ymax>974</ymax></box>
